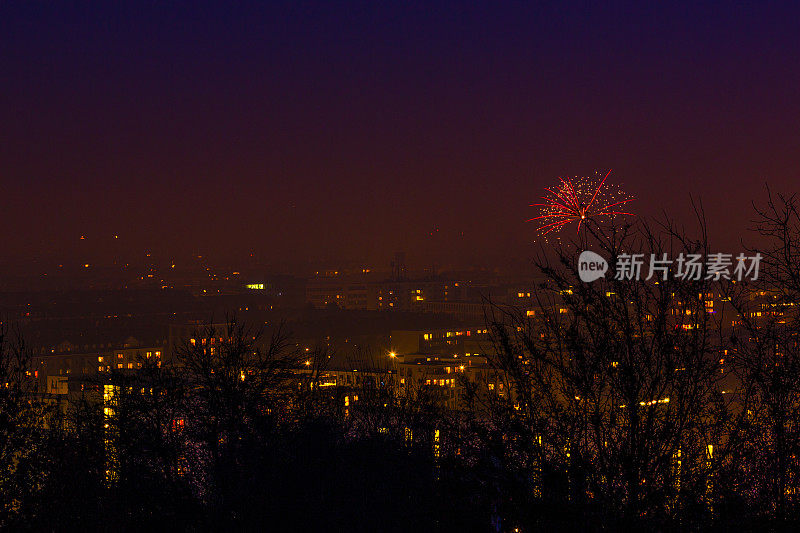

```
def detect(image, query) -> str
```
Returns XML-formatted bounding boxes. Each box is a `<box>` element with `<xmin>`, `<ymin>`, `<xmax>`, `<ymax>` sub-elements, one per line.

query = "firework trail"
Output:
<box><xmin>528</xmin><ymin>170</ymin><xmax>634</xmax><ymax>235</ymax></box>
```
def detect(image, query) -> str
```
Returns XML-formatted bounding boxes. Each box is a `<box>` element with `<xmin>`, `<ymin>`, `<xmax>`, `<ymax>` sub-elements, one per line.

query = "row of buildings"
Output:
<box><xmin>25</xmin><ymin>281</ymin><xmax>790</xmax><ymax>414</ymax></box>
<box><xmin>28</xmin><ymin>323</ymin><xmax>506</xmax><ymax>413</ymax></box>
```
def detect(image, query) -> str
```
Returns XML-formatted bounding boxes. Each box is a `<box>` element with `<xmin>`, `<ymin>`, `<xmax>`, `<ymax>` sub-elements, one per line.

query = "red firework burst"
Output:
<box><xmin>528</xmin><ymin>170</ymin><xmax>635</xmax><ymax>235</ymax></box>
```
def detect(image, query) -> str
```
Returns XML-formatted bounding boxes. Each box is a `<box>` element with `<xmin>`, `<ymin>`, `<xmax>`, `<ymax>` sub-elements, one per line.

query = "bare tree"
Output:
<box><xmin>0</xmin><ymin>324</ymin><xmax>60</xmax><ymax>526</ymax></box>
<box><xmin>479</xmin><ymin>217</ymin><xmax>728</xmax><ymax>528</ymax></box>
<box><xmin>173</xmin><ymin>316</ymin><xmax>324</xmax><ymax>524</ymax></box>
<box><xmin>720</xmin><ymin>190</ymin><xmax>800</xmax><ymax>522</ymax></box>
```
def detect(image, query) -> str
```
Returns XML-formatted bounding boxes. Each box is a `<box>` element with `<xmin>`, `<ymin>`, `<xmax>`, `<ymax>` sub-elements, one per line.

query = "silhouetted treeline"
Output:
<box><xmin>3</xmin><ymin>193</ymin><xmax>800</xmax><ymax>531</ymax></box>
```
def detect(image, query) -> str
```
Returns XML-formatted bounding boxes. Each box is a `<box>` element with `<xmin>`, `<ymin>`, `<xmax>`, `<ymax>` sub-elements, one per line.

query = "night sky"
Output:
<box><xmin>3</xmin><ymin>2</ymin><xmax>800</xmax><ymax>271</ymax></box>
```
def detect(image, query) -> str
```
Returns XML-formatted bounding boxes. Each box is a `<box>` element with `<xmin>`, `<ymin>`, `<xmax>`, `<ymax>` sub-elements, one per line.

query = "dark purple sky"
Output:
<box><xmin>2</xmin><ymin>2</ymin><xmax>799</xmax><ymax>271</ymax></box>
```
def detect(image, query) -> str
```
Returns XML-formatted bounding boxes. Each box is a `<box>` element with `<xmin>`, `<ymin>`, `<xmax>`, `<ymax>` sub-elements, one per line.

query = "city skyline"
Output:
<box><xmin>5</xmin><ymin>3</ymin><xmax>800</xmax><ymax>530</ymax></box>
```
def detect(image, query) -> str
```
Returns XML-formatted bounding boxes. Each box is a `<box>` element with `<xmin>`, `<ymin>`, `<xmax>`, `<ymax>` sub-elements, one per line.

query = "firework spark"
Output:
<box><xmin>528</xmin><ymin>170</ymin><xmax>634</xmax><ymax>235</ymax></box>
